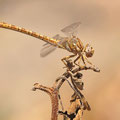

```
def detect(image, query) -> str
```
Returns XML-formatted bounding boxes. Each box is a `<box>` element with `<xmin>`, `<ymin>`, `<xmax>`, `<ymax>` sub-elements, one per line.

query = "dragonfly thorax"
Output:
<box><xmin>63</xmin><ymin>37</ymin><xmax>83</xmax><ymax>54</ymax></box>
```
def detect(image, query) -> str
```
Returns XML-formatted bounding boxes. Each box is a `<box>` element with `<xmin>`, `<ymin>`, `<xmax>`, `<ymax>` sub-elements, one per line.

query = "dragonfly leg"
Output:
<box><xmin>74</xmin><ymin>56</ymin><xmax>80</xmax><ymax>66</ymax></box>
<box><xmin>83</xmin><ymin>55</ymin><xmax>93</xmax><ymax>66</ymax></box>
<box><xmin>78</xmin><ymin>56</ymin><xmax>82</xmax><ymax>65</ymax></box>
<box><xmin>61</xmin><ymin>54</ymin><xmax>76</xmax><ymax>67</ymax></box>
<box><xmin>83</xmin><ymin>44</ymin><xmax>89</xmax><ymax>52</ymax></box>
<box><xmin>83</xmin><ymin>55</ymin><xmax>98</xmax><ymax>69</ymax></box>
<box><xmin>75</xmin><ymin>55</ymin><xmax>86</xmax><ymax>68</ymax></box>
<box><xmin>81</xmin><ymin>55</ymin><xmax>87</xmax><ymax>66</ymax></box>
<box><xmin>74</xmin><ymin>55</ymin><xmax>87</xmax><ymax>68</ymax></box>
<box><xmin>74</xmin><ymin>54</ymin><xmax>87</xmax><ymax>67</ymax></box>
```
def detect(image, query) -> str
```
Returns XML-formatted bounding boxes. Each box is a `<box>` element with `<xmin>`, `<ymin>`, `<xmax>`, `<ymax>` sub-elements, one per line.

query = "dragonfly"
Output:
<box><xmin>0</xmin><ymin>22</ymin><xmax>95</xmax><ymax>68</ymax></box>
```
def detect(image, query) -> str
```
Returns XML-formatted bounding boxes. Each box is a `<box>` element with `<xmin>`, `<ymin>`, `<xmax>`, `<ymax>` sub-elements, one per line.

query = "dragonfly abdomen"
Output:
<box><xmin>0</xmin><ymin>22</ymin><xmax>59</xmax><ymax>46</ymax></box>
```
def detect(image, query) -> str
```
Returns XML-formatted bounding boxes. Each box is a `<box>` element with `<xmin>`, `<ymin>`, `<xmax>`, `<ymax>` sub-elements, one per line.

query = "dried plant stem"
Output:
<box><xmin>33</xmin><ymin>83</ymin><xmax>59</xmax><ymax>120</ymax></box>
<box><xmin>72</xmin><ymin>65</ymin><xmax>100</xmax><ymax>73</ymax></box>
<box><xmin>32</xmin><ymin>60</ymin><xmax>100</xmax><ymax>120</ymax></box>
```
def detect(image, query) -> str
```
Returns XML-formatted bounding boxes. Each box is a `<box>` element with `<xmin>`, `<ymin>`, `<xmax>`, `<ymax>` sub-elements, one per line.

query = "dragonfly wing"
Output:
<box><xmin>40</xmin><ymin>44</ymin><xmax>57</xmax><ymax>57</ymax></box>
<box><xmin>40</xmin><ymin>34</ymin><xmax>63</xmax><ymax>57</ymax></box>
<box><xmin>61</xmin><ymin>22</ymin><xmax>81</xmax><ymax>37</ymax></box>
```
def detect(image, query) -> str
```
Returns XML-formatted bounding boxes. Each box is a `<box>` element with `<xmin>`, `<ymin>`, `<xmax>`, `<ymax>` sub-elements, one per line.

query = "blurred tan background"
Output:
<box><xmin>0</xmin><ymin>0</ymin><xmax>120</xmax><ymax>120</ymax></box>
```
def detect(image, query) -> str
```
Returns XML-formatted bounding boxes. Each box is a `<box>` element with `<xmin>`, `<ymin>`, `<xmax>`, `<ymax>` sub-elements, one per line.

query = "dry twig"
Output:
<box><xmin>32</xmin><ymin>60</ymin><xmax>100</xmax><ymax>120</ymax></box>
<box><xmin>32</xmin><ymin>83</ymin><xmax>59</xmax><ymax>120</ymax></box>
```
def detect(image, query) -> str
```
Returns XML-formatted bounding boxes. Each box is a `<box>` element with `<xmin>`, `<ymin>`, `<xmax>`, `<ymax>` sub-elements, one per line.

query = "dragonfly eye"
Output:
<box><xmin>85</xmin><ymin>45</ymin><xmax>94</xmax><ymax>57</ymax></box>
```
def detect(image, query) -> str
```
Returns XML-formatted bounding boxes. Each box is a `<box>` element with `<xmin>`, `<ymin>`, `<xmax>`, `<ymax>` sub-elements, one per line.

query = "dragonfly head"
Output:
<box><xmin>85</xmin><ymin>44</ymin><xmax>94</xmax><ymax>58</ymax></box>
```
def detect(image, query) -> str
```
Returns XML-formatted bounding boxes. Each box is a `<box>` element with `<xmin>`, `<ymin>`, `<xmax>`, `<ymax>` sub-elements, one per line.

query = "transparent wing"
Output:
<box><xmin>40</xmin><ymin>22</ymin><xmax>81</xmax><ymax>57</ymax></box>
<box><xmin>61</xmin><ymin>22</ymin><xmax>81</xmax><ymax>37</ymax></box>
<box><xmin>40</xmin><ymin>34</ymin><xmax>64</xmax><ymax>57</ymax></box>
<box><xmin>40</xmin><ymin>44</ymin><xmax>57</xmax><ymax>57</ymax></box>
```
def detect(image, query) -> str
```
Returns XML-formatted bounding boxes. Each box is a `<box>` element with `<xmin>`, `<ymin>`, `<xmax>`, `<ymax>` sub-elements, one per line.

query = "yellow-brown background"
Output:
<box><xmin>0</xmin><ymin>0</ymin><xmax>120</xmax><ymax>120</ymax></box>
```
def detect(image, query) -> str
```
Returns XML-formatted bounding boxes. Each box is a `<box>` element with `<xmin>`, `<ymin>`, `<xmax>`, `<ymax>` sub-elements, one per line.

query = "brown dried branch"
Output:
<box><xmin>58</xmin><ymin>95</ymin><xmax>85</xmax><ymax>120</ymax></box>
<box><xmin>32</xmin><ymin>59</ymin><xmax>100</xmax><ymax>120</ymax></box>
<box><xmin>57</xmin><ymin>60</ymin><xmax>95</xmax><ymax>120</ymax></box>
<box><xmin>72</xmin><ymin>65</ymin><xmax>100</xmax><ymax>73</ymax></box>
<box><xmin>55</xmin><ymin>71</ymin><xmax>91</xmax><ymax>111</ymax></box>
<box><xmin>68</xmin><ymin>71</ymin><xmax>91</xmax><ymax>111</ymax></box>
<box><xmin>32</xmin><ymin>83</ymin><xmax>59</xmax><ymax>120</ymax></box>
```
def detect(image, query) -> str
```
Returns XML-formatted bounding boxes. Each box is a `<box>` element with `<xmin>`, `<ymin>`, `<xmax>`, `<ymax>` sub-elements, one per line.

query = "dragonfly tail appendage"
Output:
<box><xmin>0</xmin><ymin>22</ymin><xmax>59</xmax><ymax>46</ymax></box>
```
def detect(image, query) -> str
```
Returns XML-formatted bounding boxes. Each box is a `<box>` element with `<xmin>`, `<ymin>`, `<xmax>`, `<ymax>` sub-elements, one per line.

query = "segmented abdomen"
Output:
<box><xmin>0</xmin><ymin>22</ymin><xmax>60</xmax><ymax>46</ymax></box>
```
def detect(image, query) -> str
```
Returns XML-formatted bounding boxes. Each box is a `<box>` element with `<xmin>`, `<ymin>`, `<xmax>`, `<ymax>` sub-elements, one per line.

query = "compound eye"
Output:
<box><xmin>86</xmin><ymin>46</ymin><xmax>91</xmax><ymax>52</ymax></box>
